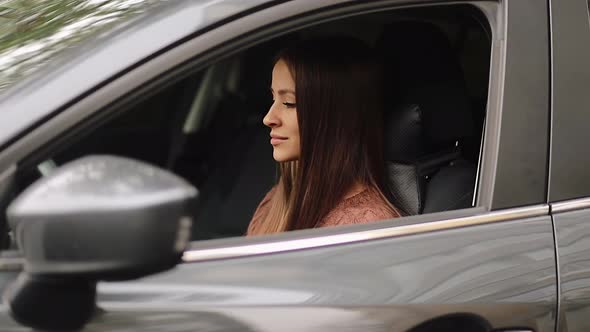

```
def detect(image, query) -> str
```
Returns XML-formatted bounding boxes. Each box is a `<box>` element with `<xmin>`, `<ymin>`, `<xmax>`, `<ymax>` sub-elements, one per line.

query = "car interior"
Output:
<box><xmin>3</xmin><ymin>4</ymin><xmax>491</xmax><ymax>246</ymax></box>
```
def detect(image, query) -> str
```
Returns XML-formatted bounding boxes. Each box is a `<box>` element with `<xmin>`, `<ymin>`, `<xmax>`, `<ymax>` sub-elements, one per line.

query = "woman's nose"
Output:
<box><xmin>263</xmin><ymin>103</ymin><xmax>280</xmax><ymax>128</ymax></box>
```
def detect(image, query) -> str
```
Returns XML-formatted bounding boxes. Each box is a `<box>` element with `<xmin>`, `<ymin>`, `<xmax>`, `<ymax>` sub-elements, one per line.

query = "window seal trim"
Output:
<box><xmin>182</xmin><ymin>204</ymin><xmax>549</xmax><ymax>263</ymax></box>
<box><xmin>0</xmin><ymin>256</ymin><xmax>24</xmax><ymax>272</ymax></box>
<box><xmin>0</xmin><ymin>204</ymin><xmax>550</xmax><ymax>272</ymax></box>
<box><xmin>551</xmin><ymin>197</ymin><xmax>590</xmax><ymax>214</ymax></box>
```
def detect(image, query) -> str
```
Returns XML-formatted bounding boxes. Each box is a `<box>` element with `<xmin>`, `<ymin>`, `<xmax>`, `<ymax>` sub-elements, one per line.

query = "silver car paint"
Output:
<box><xmin>552</xmin><ymin>205</ymin><xmax>590</xmax><ymax>332</ymax></box>
<box><xmin>99</xmin><ymin>215</ymin><xmax>556</xmax><ymax>331</ymax></box>
<box><xmin>549</xmin><ymin>0</ymin><xmax>590</xmax><ymax>331</ymax></box>
<box><xmin>0</xmin><ymin>214</ymin><xmax>558</xmax><ymax>331</ymax></box>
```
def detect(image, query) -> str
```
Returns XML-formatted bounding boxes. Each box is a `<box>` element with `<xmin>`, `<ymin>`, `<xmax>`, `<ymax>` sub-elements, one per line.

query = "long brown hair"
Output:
<box><xmin>249</xmin><ymin>37</ymin><xmax>396</xmax><ymax>235</ymax></box>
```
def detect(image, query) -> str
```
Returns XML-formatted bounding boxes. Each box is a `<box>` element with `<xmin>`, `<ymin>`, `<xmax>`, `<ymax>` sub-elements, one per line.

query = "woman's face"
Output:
<box><xmin>263</xmin><ymin>59</ymin><xmax>300</xmax><ymax>162</ymax></box>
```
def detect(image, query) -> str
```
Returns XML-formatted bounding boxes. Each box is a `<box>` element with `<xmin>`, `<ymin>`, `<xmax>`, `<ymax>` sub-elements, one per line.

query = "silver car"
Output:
<box><xmin>0</xmin><ymin>0</ymin><xmax>588</xmax><ymax>331</ymax></box>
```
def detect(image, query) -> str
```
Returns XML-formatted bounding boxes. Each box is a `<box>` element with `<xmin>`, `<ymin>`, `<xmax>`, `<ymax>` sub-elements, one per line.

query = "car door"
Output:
<box><xmin>548</xmin><ymin>0</ymin><xmax>590</xmax><ymax>332</ymax></box>
<box><xmin>0</xmin><ymin>0</ymin><xmax>556</xmax><ymax>331</ymax></box>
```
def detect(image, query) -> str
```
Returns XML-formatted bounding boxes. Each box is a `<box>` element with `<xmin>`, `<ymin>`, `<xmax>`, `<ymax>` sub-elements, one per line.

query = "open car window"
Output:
<box><xmin>2</xmin><ymin>4</ymin><xmax>492</xmax><ymax>247</ymax></box>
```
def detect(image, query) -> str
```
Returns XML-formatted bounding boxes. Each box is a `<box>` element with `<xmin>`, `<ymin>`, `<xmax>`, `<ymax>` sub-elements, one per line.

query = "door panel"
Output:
<box><xmin>90</xmin><ymin>216</ymin><xmax>556</xmax><ymax>332</ymax></box>
<box><xmin>553</xmin><ymin>207</ymin><xmax>590</xmax><ymax>332</ymax></box>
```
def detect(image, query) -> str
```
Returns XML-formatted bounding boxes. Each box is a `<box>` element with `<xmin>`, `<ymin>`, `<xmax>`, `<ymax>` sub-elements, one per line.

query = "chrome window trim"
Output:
<box><xmin>547</xmin><ymin>0</ymin><xmax>555</xmax><ymax>202</ymax></box>
<box><xmin>551</xmin><ymin>197</ymin><xmax>590</xmax><ymax>213</ymax></box>
<box><xmin>474</xmin><ymin>0</ymin><xmax>503</xmax><ymax>209</ymax></box>
<box><xmin>182</xmin><ymin>204</ymin><xmax>549</xmax><ymax>263</ymax></box>
<box><xmin>472</xmin><ymin>115</ymin><xmax>486</xmax><ymax>207</ymax></box>
<box><xmin>0</xmin><ymin>205</ymin><xmax>552</xmax><ymax>272</ymax></box>
<box><xmin>471</xmin><ymin>1</ymin><xmax>500</xmax><ymax>208</ymax></box>
<box><xmin>0</xmin><ymin>257</ymin><xmax>24</xmax><ymax>272</ymax></box>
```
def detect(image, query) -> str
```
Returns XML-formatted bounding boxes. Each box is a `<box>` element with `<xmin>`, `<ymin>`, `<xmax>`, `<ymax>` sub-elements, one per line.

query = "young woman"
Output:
<box><xmin>247</xmin><ymin>37</ymin><xmax>401</xmax><ymax>236</ymax></box>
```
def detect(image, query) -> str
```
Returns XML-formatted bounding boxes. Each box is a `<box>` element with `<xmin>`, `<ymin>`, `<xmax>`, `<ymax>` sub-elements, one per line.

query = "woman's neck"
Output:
<box><xmin>343</xmin><ymin>182</ymin><xmax>368</xmax><ymax>200</ymax></box>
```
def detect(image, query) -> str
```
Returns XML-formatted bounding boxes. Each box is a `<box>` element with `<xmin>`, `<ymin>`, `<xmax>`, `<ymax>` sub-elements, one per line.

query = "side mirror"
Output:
<box><xmin>3</xmin><ymin>155</ymin><xmax>197</xmax><ymax>331</ymax></box>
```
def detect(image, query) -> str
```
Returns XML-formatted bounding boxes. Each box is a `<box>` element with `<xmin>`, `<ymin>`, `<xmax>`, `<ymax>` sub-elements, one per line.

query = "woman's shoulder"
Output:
<box><xmin>246</xmin><ymin>186</ymin><xmax>277</xmax><ymax>235</ymax></box>
<box><xmin>317</xmin><ymin>189</ymin><xmax>399</xmax><ymax>228</ymax></box>
<box><xmin>258</xmin><ymin>186</ymin><xmax>277</xmax><ymax>206</ymax></box>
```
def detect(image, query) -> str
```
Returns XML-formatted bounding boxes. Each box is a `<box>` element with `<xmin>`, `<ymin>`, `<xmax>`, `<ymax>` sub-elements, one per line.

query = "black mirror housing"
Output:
<box><xmin>7</xmin><ymin>155</ymin><xmax>197</xmax><ymax>279</ymax></box>
<box><xmin>4</xmin><ymin>155</ymin><xmax>198</xmax><ymax>331</ymax></box>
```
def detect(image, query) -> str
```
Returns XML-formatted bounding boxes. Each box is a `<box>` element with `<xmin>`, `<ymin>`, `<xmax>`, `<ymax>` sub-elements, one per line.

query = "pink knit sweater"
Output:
<box><xmin>247</xmin><ymin>187</ymin><xmax>400</xmax><ymax>235</ymax></box>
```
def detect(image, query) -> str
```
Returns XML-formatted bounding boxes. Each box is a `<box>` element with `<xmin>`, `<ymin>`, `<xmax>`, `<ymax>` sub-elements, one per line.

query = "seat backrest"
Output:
<box><xmin>378</xmin><ymin>21</ymin><xmax>477</xmax><ymax>215</ymax></box>
<box><xmin>178</xmin><ymin>39</ymin><xmax>284</xmax><ymax>239</ymax></box>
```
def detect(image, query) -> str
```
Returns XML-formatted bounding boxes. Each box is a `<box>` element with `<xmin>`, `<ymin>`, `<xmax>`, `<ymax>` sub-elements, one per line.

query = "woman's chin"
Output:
<box><xmin>272</xmin><ymin>150</ymin><xmax>299</xmax><ymax>162</ymax></box>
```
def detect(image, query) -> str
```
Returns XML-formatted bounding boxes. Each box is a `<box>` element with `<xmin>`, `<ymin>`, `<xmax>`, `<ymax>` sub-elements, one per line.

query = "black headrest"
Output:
<box><xmin>379</xmin><ymin>21</ymin><xmax>473</xmax><ymax>161</ymax></box>
<box><xmin>384</xmin><ymin>104</ymin><xmax>425</xmax><ymax>163</ymax></box>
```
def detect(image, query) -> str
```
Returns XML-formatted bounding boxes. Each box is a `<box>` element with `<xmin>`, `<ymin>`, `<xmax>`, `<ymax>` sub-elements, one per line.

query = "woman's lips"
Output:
<box><xmin>270</xmin><ymin>137</ymin><xmax>287</xmax><ymax>145</ymax></box>
<box><xmin>270</xmin><ymin>135</ymin><xmax>287</xmax><ymax>145</ymax></box>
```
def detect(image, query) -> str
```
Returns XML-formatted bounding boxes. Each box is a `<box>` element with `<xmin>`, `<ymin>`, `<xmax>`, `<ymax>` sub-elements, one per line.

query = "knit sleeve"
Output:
<box><xmin>316</xmin><ymin>191</ymin><xmax>400</xmax><ymax>228</ymax></box>
<box><xmin>320</xmin><ymin>206</ymin><xmax>398</xmax><ymax>227</ymax></box>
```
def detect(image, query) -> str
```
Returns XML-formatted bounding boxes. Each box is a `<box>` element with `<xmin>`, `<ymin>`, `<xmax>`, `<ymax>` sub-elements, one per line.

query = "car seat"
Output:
<box><xmin>378</xmin><ymin>21</ymin><xmax>478</xmax><ymax>215</ymax></box>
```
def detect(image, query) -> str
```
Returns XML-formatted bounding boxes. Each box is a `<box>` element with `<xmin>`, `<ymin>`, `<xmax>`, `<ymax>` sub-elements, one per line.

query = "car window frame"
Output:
<box><xmin>483</xmin><ymin>0</ymin><xmax>550</xmax><ymax>209</ymax></box>
<box><xmin>0</xmin><ymin>0</ymin><xmax>549</xmax><ymax>261</ymax></box>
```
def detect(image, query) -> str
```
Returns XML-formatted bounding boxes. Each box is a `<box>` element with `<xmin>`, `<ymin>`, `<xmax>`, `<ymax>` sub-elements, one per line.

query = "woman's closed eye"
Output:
<box><xmin>283</xmin><ymin>102</ymin><xmax>296</xmax><ymax>108</ymax></box>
